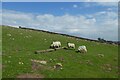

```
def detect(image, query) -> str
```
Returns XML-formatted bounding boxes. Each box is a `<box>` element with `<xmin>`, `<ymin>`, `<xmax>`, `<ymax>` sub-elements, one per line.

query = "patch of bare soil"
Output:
<box><xmin>31</xmin><ymin>59</ymin><xmax>53</xmax><ymax>71</ymax></box>
<box><xmin>16</xmin><ymin>73</ymin><xmax>44</xmax><ymax>78</ymax></box>
<box><xmin>0</xmin><ymin>64</ymin><xmax>5</xmax><ymax>69</ymax></box>
<box><xmin>0</xmin><ymin>64</ymin><xmax>1</xmax><ymax>68</ymax></box>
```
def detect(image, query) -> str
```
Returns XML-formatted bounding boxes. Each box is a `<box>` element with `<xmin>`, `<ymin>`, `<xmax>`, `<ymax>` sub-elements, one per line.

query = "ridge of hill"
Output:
<box><xmin>3</xmin><ymin>25</ymin><xmax>119</xmax><ymax>45</ymax></box>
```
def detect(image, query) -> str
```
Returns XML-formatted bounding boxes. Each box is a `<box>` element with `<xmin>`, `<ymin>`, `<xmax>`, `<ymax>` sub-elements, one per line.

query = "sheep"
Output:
<box><xmin>53</xmin><ymin>41</ymin><xmax>61</xmax><ymax>48</ymax></box>
<box><xmin>50</xmin><ymin>44</ymin><xmax>54</xmax><ymax>48</ymax></box>
<box><xmin>67</xmin><ymin>42</ymin><xmax>75</xmax><ymax>49</ymax></box>
<box><xmin>50</xmin><ymin>41</ymin><xmax>61</xmax><ymax>48</ymax></box>
<box><xmin>77</xmin><ymin>45</ymin><xmax>87</xmax><ymax>53</ymax></box>
<box><xmin>53</xmin><ymin>41</ymin><xmax>61</xmax><ymax>47</ymax></box>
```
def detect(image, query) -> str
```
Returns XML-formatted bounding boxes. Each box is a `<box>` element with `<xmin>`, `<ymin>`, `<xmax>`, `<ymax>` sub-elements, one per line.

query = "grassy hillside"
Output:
<box><xmin>2</xmin><ymin>26</ymin><xmax>118</xmax><ymax>78</ymax></box>
<box><xmin>0</xmin><ymin>26</ymin><xmax>2</xmax><ymax>79</ymax></box>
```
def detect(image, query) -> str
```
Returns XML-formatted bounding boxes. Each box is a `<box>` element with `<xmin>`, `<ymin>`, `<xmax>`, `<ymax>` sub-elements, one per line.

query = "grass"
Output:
<box><xmin>2</xmin><ymin>26</ymin><xmax>118</xmax><ymax>78</ymax></box>
<box><xmin>0</xmin><ymin>26</ymin><xmax>2</xmax><ymax>79</ymax></box>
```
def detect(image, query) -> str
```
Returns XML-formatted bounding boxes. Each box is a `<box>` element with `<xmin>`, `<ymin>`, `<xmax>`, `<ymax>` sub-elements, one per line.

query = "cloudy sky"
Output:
<box><xmin>2</xmin><ymin>2</ymin><xmax>118</xmax><ymax>41</ymax></box>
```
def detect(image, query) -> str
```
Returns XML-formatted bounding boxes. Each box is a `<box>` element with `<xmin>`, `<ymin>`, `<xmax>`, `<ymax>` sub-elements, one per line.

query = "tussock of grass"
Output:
<box><xmin>2</xmin><ymin>26</ymin><xmax>118</xmax><ymax>78</ymax></box>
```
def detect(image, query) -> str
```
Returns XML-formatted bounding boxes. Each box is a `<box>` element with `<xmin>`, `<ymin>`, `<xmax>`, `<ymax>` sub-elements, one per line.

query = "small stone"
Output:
<box><xmin>98</xmin><ymin>54</ymin><xmax>104</xmax><ymax>57</ymax></box>
<box><xmin>8</xmin><ymin>56</ymin><xmax>11</xmax><ymax>58</ymax></box>
<box><xmin>19</xmin><ymin>62</ymin><xmax>24</xmax><ymax>64</ymax></box>
<box><xmin>7</xmin><ymin>34</ymin><xmax>11</xmax><ymax>36</ymax></box>
<box><xmin>54</xmin><ymin>63</ymin><xmax>63</xmax><ymax>70</ymax></box>
<box><xmin>12</xmin><ymin>38</ymin><xmax>14</xmax><ymax>40</ymax></box>
<box><xmin>108</xmin><ymin>67</ymin><xmax>112</xmax><ymax>71</ymax></box>
<box><xmin>8</xmin><ymin>61</ymin><xmax>11</xmax><ymax>63</ymax></box>
<box><xmin>39</xmin><ymin>61</ymin><xmax>47</xmax><ymax>65</ymax></box>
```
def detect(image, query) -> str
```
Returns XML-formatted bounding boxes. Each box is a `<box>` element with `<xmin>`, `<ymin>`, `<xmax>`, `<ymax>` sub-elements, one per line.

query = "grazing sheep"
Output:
<box><xmin>67</xmin><ymin>42</ymin><xmax>75</xmax><ymax>49</ymax></box>
<box><xmin>77</xmin><ymin>45</ymin><xmax>87</xmax><ymax>53</ymax></box>
<box><xmin>50</xmin><ymin>41</ymin><xmax>61</xmax><ymax>48</ymax></box>
<box><xmin>50</xmin><ymin>44</ymin><xmax>54</xmax><ymax>48</ymax></box>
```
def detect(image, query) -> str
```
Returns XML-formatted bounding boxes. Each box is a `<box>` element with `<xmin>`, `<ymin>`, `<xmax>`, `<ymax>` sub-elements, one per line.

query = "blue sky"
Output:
<box><xmin>3</xmin><ymin>2</ymin><xmax>117</xmax><ymax>16</ymax></box>
<box><xmin>1</xmin><ymin>2</ymin><xmax>118</xmax><ymax>41</ymax></box>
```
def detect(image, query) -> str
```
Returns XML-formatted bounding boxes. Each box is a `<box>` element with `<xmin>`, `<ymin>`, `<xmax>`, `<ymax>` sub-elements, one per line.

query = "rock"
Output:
<box><xmin>12</xmin><ymin>38</ymin><xmax>14</xmax><ymax>40</ymax></box>
<box><xmin>7</xmin><ymin>34</ymin><xmax>11</xmax><ymax>36</ymax></box>
<box><xmin>97</xmin><ymin>54</ymin><xmax>104</xmax><ymax>57</ymax></box>
<box><xmin>101</xmin><ymin>64</ymin><xmax>112</xmax><ymax>72</ymax></box>
<box><xmin>108</xmin><ymin>67</ymin><xmax>112</xmax><ymax>71</ymax></box>
<box><xmin>31</xmin><ymin>59</ymin><xmax>47</xmax><ymax>65</ymax></box>
<box><xmin>54</xmin><ymin>63</ymin><xmax>63</xmax><ymax>70</ymax></box>
<box><xmin>19</xmin><ymin>62</ymin><xmax>24</xmax><ymax>64</ymax></box>
<box><xmin>86</xmin><ymin>60</ymin><xmax>93</xmax><ymax>65</ymax></box>
<box><xmin>58</xmin><ymin>57</ymin><xmax>64</xmax><ymax>62</ymax></box>
<box><xmin>39</xmin><ymin>61</ymin><xmax>47</xmax><ymax>65</ymax></box>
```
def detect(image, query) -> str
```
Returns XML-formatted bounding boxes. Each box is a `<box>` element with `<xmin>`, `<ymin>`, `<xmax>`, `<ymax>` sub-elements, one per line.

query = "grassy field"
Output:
<box><xmin>0</xmin><ymin>26</ymin><xmax>2</xmax><ymax>79</ymax></box>
<box><xmin>2</xmin><ymin>26</ymin><xmax>118</xmax><ymax>78</ymax></box>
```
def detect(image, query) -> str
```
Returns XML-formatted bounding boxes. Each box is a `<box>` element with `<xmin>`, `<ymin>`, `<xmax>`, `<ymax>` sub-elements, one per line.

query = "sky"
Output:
<box><xmin>1</xmin><ymin>2</ymin><xmax>118</xmax><ymax>41</ymax></box>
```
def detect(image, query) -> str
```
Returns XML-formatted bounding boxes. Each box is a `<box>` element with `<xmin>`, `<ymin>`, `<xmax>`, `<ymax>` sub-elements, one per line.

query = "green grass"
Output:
<box><xmin>0</xmin><ymin>26</ymin><xmax>2</xmax><ymax>79</ymax></box>
<box><xmin>2</xmin><ymin>26</ymin><xmax>118</xmax><ymax>78</ymax></box>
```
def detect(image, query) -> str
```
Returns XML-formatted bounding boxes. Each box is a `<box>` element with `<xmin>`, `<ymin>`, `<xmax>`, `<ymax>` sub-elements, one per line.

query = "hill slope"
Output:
<box><xmin>2</xmin><ymin>26</ymin><xmax>118</xmax><ymax>78</ymax></box>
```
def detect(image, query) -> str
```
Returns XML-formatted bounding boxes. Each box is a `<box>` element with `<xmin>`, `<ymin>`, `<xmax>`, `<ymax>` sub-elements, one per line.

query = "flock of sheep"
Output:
<box><xmin>50</xmin><ymin>41</ymin><xmax>87</xmax><ymax>53</ymax></box>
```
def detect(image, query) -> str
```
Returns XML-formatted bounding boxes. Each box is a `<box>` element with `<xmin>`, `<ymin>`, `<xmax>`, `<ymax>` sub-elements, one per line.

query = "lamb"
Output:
<box><xmin>77</xmin><ymin>45</ymin><xmax>87</xmax><ymax>53</ymax></box>
<box><xmin>67</xmin><ymin>42</ymin><xmax>75</xmax><ymax>49</ymax></box>
<box><xmin>50</xmin><ymin>41</ymin><xmax>61</xmax><ymax>48</ymax></box>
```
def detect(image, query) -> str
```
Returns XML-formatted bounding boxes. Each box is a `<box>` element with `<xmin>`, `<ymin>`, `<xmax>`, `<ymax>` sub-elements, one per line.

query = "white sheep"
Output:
<box><xmin>50</xmin><ymin>41</ymin><xmax>61</xmax><ymax>48</ymax></box>
<box><xmin>78</xmin><ymin>45</ymin><xmax>87</xmax><ymax>53</ymax></box>
<box><xmin>67</xmin><ymin>42</ymin><xmax>75</xmax><ymax>49</ymax></box>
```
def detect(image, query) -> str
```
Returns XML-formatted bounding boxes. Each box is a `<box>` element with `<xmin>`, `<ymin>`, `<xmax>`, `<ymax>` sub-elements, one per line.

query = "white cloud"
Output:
<box><xmin>82</xmin><ymin>1</ymin><xmax>118</xmax><ymax>7</ymax></box>
<box><xmin>73</xmin><ymin>4</ymin><xmax>78</xmax><ymax>8</ymax></box>
<box><xmin>2</xmin><ymin>0</ymin><xmax>119</xmax><ymax>2</ymax></box>
<box><xmin>83</xmin><ymin>0</ymin><xmax>118</xmax><ymax>2</ymax></box>
<box><xmin>107</xmin><ymin>8</ymin><xmax>113</xmax><ymax>11</ymax></box>
<box><xmin>2</xmin><ymin>9</ymin><xmax>118</xmax><ymax>41</ymax></box>
<box><xmin>60</xmin><ymin>8</ymin><xmax>64</xmax><ymax>10</ymax></box>
<box><xmin>97</xmin><ymin>2</ymin><xmax>118</xmax><ymax>7</ymax></box>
